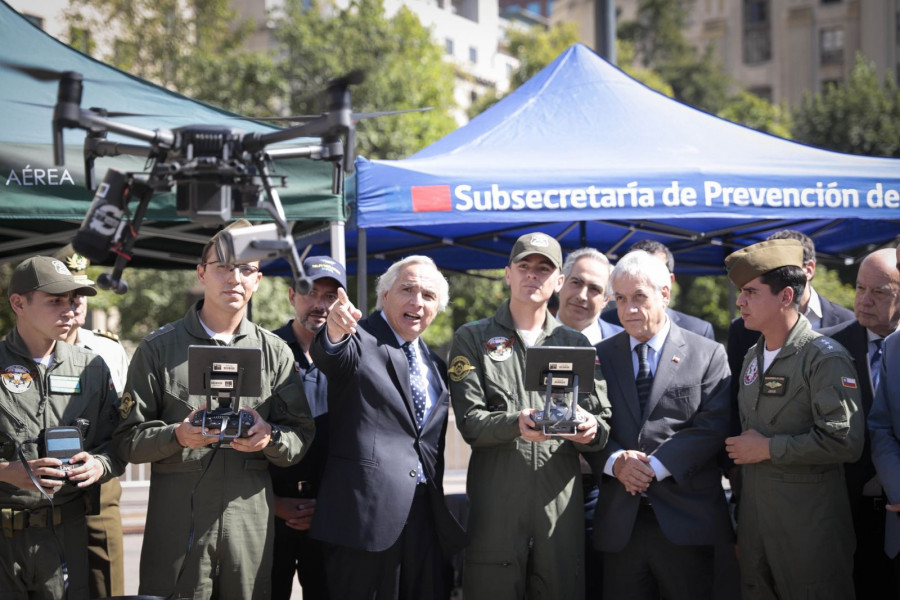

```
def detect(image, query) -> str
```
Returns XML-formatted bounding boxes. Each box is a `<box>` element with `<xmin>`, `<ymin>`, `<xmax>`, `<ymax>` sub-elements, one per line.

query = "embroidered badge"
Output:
<box><xmin>1</xmin><ymin>365</ymin><xmax>33</xmax><ymax>394</ymax></box>
<box><xmin>841</xmin><ymin>377</ymin><xmax>858</xmax><ymax>389</ymax></box>
<box><xmin>743</xmin><ymin>361</ymin><xmax>759</xmax><ymax>386</ymax></box>
<box><xmin>530</xmin><ymin>234</ymin><xmax>551</xmax><ymax>247</ymax></box>
<box><xmin>762</xmin><ymin>376</ymin><xmax>787</xmax><ymax>396</ymax></box>
<box><xmin>119</xmin><ymin>391</ymin><xmax>135</xmax><ymax>420</ymax></box>
<box><xmin>49</xmin><ymin>375</ymin><xmax>81</xmax><ymax>394</ymax></box>
<box><xmin>448</xmin><ymin>356</ymin><xmax>476</xmax><ymax>382</ymax></box>
<box><xmin>50</xmin><ymin>259</ymin><xmax>70</xmax><ymax>275</ymax></box>
<box><xmin>484</xmin><ymin>336</ymin><xmax>515</xmax><ymax>362</ymax></box>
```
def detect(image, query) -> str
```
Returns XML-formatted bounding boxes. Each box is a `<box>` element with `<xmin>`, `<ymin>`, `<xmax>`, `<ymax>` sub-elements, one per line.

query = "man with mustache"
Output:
<box><xmin>270</xmin><ymin>255</ymin><xmax>347</xmax><ymax>600</ymax></box>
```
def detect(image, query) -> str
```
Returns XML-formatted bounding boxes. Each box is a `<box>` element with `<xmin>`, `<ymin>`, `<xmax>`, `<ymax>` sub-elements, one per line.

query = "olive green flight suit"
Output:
<box><xmin>0</xmin><ymin>327</ymin><xmax>122</xmax><ymax>600</ymax></box>
<box><xmin>448</xmin><ymin>300</ymin><xmax>611</xmax><ymax>600</ymax></box>
<box><xmin>736</xmin><ymin>315</ymin><xmax>863</xmax><ymax>600</ymax></box>
<box><xmin>114</xmin><ymin>301</ymin><xmax>314</xmax><ymax>600</ymax></box>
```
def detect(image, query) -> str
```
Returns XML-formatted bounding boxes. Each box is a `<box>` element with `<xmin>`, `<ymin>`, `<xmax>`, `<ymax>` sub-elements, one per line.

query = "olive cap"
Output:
<box><xmin>725</xmin><ymin>239</ymin><xmax>804</xmax><ymax>288</ymax></box>
<box><xmin>509</xmin><ymin>232</ymin><xmax>562</xmax><ymax>270</ymax></box>
<box><xmin>8</xmin><ymin>256</ymin><xmax>97</xmax><ymax>297</ymax></box>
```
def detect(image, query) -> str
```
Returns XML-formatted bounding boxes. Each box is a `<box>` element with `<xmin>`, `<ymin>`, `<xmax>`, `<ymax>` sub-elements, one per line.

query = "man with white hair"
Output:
<box><xmin>586</xmin><ymin>250</ymin><xmax>733</xmax><ymax>600</ymax></box>
<box><xmin>310</xmin><ymin>255</ymin><xmax>465</xmax><ymax>599</ymax></box>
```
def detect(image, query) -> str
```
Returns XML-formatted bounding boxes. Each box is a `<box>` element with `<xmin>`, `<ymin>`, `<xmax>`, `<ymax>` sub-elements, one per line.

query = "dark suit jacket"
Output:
<box><xmin>309</xmin><ymin>312</ymin><xmax>464</xmax><ymax>554</ymax></box>
<box><xmin>819</xmin><ymin>320</ymin><xmax>880</xmax><ymax>501</ymax></box>
<box><xmin>602</xmin><ymin>307</ymin><xmax>715</xmax><ymax>340</ymax></box>
<box><xmin>598</xmin><ymin>317</ymin><xmax>624</xmax><ymax>340</ymax></box>
<box><xmin>585</xmin><ymin>325</ymin><xmax>734</xmax><ymax>552</ymax></box>
<box><xmin>726</xmin><ymin>294</ymin><xmax>854</xmax><ymax>429</ymax></box>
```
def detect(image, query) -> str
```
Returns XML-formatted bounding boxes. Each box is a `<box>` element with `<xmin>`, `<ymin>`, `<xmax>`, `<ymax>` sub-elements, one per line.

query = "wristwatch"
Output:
<box><xmin>267</xmin><ymin>424</ymin><xmax>282</xmax><ymax>448</ymax></box>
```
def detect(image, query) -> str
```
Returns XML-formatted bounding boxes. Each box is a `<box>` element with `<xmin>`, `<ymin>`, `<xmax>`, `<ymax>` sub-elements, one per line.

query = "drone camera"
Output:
<box><xmin>73</xmin><ymin>169</ymin><xmax>130</xmax><ymax>263</ymax></box>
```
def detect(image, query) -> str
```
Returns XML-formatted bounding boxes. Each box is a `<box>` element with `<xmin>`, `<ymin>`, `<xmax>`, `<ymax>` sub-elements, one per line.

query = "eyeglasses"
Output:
<box><xmin>201</xmin><ymin>261</ymin><xmax>260</xmax><ymax>277</ymax></box>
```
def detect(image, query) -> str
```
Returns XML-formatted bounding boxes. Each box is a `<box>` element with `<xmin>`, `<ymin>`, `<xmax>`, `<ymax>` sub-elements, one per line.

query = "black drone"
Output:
<box><xmin>10</xmin><ymin>60</ymin><xmax>391</xmax><ymax>294</ymax></box>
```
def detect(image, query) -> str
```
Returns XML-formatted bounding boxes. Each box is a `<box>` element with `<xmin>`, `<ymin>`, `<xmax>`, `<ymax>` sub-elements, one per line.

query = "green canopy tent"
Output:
<box><xmin>0</xmin><ymin>0</ymin><xmax>345</xmax><ymax>270</ymax></box>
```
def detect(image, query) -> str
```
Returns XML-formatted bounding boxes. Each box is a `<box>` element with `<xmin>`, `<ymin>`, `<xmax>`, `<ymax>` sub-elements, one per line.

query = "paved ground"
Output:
<box><xmin>120</xmin><ymin>471</ymin><xmax>468</xmax><ymax>598</ymax></box>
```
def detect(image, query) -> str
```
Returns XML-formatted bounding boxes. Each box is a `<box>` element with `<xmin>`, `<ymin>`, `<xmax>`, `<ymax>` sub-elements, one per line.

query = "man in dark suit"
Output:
<box><xmin>821</xmin><ymin>247</ymin><xmax>900</xmax><ymax>598</ymax></box>
<box><xmin>586</xmin><ymin>249</ymin><xmax>733</xmax><ymax>600</ymax></box>
<box><xmin>269</xmin><ymin>255</ymin><xmax>348</xmax><ymax>600</ymax></box>
<box><xmin>554</xmin><ymin>247</ymin><xmax>622</xmax><ymax>597</ymax></box>
<box><xmin>309</xmin><ymin>255</ymin><xmax>464</xmax><ymax>600</ymax></box>
<box><xmin>727</xmin><ymin>230</ymin><xmax>853</xmax><ymax>404</ymax></box>
<box><xmin>869</xmin><ymin>243</ymin><xmax>900</xmax><ymax>593</ymax></box>
<box><xmin>602</xmin><ymin>240</ymin><xmax>716</xmax><ymax>340</ymax></box>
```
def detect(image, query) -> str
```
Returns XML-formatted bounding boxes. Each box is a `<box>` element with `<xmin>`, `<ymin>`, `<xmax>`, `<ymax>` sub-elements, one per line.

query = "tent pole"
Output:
<box><xmin>358</xmin><ymin>228</ymin><xmax>368</xmax><ymax>314</ymax></box>
<box><xmin>329</xmin><ymin>220</ymin><xmax>346</xmax><ymax>266</ymax></box>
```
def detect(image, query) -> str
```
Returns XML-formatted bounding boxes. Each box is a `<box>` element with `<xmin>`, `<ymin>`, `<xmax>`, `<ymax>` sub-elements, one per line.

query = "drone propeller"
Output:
<box><xmin>8</xmin><ymin>99</ymin><xmax>166</xmax><ymax>118</ymax></box>
<box><xmin>231</xmin><ymin>106</ymin><xmax>434</xmax><ymax>124</ymax></box>
<box><xmin>0</xmin><ymin>59</ymin><xmax>107</xmax><ymax>84</ymax></box>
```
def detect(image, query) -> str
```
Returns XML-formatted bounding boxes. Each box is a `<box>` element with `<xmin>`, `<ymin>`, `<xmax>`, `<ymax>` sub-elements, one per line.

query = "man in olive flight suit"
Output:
<box><xmin>0</xmin><ymin>256</ymin><xmax>123</xmax><ymax>600</ymax></box>
<box><xmin>114</xmin><ymin>221</ymin><xmax>315</xmax><ymax>600</ymax></box>
<box><xmin>724</xmin><ymin>239</ymin><xmax>864</xmax><ymax>600</ymax></box>
<box><xmin>449</xmin><ymin>232</ymin><xmax>612</xmax><ymax>600</ymax></box>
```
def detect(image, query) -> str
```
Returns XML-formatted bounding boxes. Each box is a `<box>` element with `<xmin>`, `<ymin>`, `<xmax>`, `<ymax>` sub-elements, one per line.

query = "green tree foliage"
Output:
<box><xmin>468</xmin><ymin>23</ymin><xmax>579</xmax><ymax>119</ymax></box>
<box><xmin>718</xmin><ymin>90</ymin><xmax>792</xmax><ymax>138</ymax></box>
<box><xmin>66</xmin><ymin>0</ymin><xmax>282</xmax><ymax>117</ymax></box>
<box><xmin>275</xmin><ymin>0</ymin><xmax>459</xmax><ymax>159</ymax></box>
<box><xmin>793</xmin><ymin>54</ymin><xmax>900</xmax><ymax>157</ymax></box>
<box><xmin>618</xmin><ymin>0</ymin><xmax>730</xmax><ymax>113</ymax></box>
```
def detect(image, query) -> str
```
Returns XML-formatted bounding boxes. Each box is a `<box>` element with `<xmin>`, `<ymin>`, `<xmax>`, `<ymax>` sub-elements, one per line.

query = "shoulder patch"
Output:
<box><xmin>449</xmin><ymin>356</ymin><xmax>477</xmax><ymax>382</ymax></box>
<box><xmin>119</xmin><ymin>391</ymin><xmax>135</xmax><ymax>420</ymax></box>
<box><xmin>92</xmin><ymin>329</ymin><xmax>120</xmax><ymax>342</ymax></box>
<box><xmin>811</xmin><ymin>335</ymin><xmax>845</xmax><ymax>355</ymax></box>
<box><xmin>144</xmin><ymin>323</ymin><xmax>176</xmax><ymax>342</ymax></box>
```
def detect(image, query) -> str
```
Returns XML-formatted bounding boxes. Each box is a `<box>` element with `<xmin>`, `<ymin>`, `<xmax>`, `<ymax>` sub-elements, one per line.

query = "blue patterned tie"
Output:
<box><xmin>636</xmin><ymin>343</ymin><xmax>653</xmax><ymax>413</ymax></box>
<box><xmin>403</xmin><ymin>342</ymin><xmax>427</xmax><ymax>428</ymax></box>
<box><xmin>871</xmin><ymin>338</ymin><xmax>883</xmax><ymax>391</ymax></box>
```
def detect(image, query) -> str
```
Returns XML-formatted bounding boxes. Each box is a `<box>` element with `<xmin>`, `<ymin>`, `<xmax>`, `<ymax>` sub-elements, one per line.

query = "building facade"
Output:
<box><xmin>549</xmin><ymin>0</ymin><xmax>899</xmax><ymax>107</ymax></box>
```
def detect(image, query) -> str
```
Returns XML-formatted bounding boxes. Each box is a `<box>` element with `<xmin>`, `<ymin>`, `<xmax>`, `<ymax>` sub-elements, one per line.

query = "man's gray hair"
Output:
<box><xmin>562</xmin><ymin>247</ymin><xmax>611</xmax><ymax>278</ymax></box>
<box><xmin>609</xmin><ymin>250</ymin><xmax>671</xmax><ymax>294</ymax></box>
<box><xmin>375</xmin><ymin>255</ymin><xmax>450</xmax><ymax>312</ymax></box>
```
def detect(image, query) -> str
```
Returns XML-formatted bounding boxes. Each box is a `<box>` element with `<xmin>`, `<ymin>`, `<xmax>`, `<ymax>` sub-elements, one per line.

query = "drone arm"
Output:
<box><xmin>253</xmin><ymin>157</ymin><xmax>311</xmax><ymax>294</ymax></box>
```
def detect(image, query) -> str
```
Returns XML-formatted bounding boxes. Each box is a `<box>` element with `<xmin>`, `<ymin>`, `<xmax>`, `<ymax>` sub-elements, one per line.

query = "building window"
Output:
<box><xmin>748</xmin><ymin>86</ymin><xmax>773</xmax><ymax>102</ymax></box>
<box><xmin>446</xmin><ymin>38</ymin><xmax>454</xmax><ymax>57</ymax></box>
<box><xmin>820</xmin><ymin>27</ymin><xmax>844</xmax><ymax>65</ymax></box>
<box><xmin>821</xmin><ymin>0</ymin><xmax>841</xmax><ymax>4</ymax></box>
<box><xmin>469</xmin><ymin>46</ymin><xmax>478</xmax><ymax>64</ymax></box>
<box><xmin>743</xmin><ymin>0</ymin><xmax>771</xmax><ymax>65</ymax></box>
<box><xmin>526</xmin><ymin>2</ymin><xmax>540</xmax><ymax>15</ymax></box>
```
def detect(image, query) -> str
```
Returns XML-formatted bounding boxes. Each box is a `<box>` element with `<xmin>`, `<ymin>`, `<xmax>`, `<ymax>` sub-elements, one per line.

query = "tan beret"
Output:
<box><xmin>724</xmin><ymin>239</ymin><xmax>804</xmax><ymax>288</ymax></box>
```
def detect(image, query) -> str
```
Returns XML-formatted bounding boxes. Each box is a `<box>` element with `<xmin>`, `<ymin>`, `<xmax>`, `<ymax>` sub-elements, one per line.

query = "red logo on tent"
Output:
<box><xmin>411</xmin><ymin>185</ymin><xmax>452</xmax><ymax>212</ymax></box>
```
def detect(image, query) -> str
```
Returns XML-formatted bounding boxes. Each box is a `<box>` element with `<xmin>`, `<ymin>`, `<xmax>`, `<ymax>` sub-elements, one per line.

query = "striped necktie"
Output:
<box><xmin>636</xmin><ymin>343</ymin><xmax>653</xmax><ymax>413</ymax></box>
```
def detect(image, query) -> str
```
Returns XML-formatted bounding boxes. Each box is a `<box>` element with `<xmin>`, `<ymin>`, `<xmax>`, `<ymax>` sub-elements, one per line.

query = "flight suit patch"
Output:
<box><xmin>743</xmin><ymin>361</ymin><xmax>759</xmax><ymax>386</ymax></box>
<box><xmin>49</xmin><ymin>375</ymin><xmax>81</xmax><ymax>394</ymax></box>
<box><xmin>2</xmin><ymin>365</ymin><xmax>33</xmax><ymax>394</ymax></box>
<box><xmin>762</xmin><ymin>376</ymin><xmax>787</xmax><ymax>395</ymax></box>
<box><xmin>841</xmin><ymin>377</ymin><xmax>858</xmax><ymax>389</ymax></box>
<box><xmin>484</xmin><ymin>336</ymin><xmax>514</xmax><ymax>362</ymax></box>
<box><xmin>449</xmin><ymin>356</ymin><xmax>476</xmax><ymax>382</ymax></box>
<box><xmin>119</xmin><ymin>391</ymin><xmax>135</xmax><ymax>420</ymax></box>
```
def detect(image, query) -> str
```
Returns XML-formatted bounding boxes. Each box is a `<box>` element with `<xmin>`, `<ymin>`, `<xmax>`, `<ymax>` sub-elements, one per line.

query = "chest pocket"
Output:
<box><xmin>658</xmin><ymin>384</ymin><xmax>700</xmax><ymax>421</ymax></box>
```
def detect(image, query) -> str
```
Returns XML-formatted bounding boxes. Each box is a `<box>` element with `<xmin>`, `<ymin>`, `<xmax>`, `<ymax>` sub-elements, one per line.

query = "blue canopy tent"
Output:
<box><xmin>0</xmin><ymin>0</ymin><xmax>344</xmax><ymax>270</ymax></box>
<box><xmin>350</xmin><ymin>43</ymin><xmax>899</xmax><ymax>294</ymax></box>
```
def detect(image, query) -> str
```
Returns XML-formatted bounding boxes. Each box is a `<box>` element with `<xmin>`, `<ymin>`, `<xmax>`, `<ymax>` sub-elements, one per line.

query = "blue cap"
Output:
<box><xmin>302</xmin><ymin>256</ymin><xmax>347</xmax><ymax>289</ymax></box>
